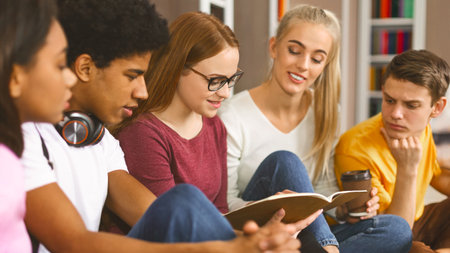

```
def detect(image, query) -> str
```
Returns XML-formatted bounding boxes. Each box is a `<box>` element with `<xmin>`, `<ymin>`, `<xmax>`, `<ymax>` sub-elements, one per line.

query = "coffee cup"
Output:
<box><xmin>341</xmin><ymin>169</ymin><xmax>372</xmax><ymax>217</ymax></box>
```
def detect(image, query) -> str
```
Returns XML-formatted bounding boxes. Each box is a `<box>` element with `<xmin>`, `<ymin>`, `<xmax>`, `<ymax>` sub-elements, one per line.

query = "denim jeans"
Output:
<box><xmin>242</xmin><ymin>150</ymin><xmax>412</xmax><ymax>252</ymax></box>
<box><xmin>127</xmin><ymin>184</ymin><xmax>236</xmax><ymax>242</ymax></box>
<box><xmin>241</xmin><ymin>150</ymin><xmax>339</xmax><ymax>247</ymax></box>
<box><xmin>331</xmin><ymin>214</ymin><xmax>412</xmax><ymax>253</ymax></box>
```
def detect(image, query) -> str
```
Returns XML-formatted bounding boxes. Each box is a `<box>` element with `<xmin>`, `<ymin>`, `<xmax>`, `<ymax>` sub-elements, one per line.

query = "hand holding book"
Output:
<box><xmin>225</xmin><ymin>190</ymin><xmax>367</xmax><ymax>230</ymax></box>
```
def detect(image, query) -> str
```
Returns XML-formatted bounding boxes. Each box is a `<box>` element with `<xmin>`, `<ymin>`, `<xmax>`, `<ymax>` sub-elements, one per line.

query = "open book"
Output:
<box><xmin>224</xmin><ymin>190</ymin><xmax>367</xmax><ymax>230</ymax></box>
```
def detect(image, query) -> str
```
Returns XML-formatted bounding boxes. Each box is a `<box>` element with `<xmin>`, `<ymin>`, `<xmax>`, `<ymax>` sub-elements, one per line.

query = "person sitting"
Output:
<box><xmin>335</xmin><ymin>49</ymin><xmax>450</xmax><ymax>253</ymax></box>
<box><xmin>0</xmin><ymin>0</ymin><xmax>75</xmax><ymax>251</ymax></box>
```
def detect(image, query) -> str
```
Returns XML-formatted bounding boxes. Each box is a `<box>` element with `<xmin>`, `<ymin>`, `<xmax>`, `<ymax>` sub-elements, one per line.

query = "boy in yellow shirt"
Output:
<box><xmin>335</xmin><ymin>50</ymin><xmax>450</xmax><ymax>253</ymax></box>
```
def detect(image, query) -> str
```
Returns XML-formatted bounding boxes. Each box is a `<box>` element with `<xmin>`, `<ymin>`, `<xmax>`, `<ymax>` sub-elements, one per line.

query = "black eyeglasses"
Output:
<box><xmin>186</xmin><ymin>66</ymin><xmax>244</xmax><ymax>91</ymax></box>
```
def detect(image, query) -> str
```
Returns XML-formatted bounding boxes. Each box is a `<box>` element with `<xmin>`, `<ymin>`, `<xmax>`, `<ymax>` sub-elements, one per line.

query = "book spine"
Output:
<box><xmin>399</xmin><ymin>0</ymin><xmax>404</xmax><ymax>17</ymax></box>
<box><xmin>403</xmin><ymin>30</ymin><xmax>411</xmax><ymax>51</ymax></box>
<box><xmin>380</xmin><ymin>0</ymin><xmax>389</xmax><ymax>18</ymax></box>
<box><xmin>387</xmin><ymin>0</ymin><xmax>392</xmax><ymax>17</ymax></box>
<box><xmin>404</xmin><ymin>0</ymin><xmax>414</xmax><ymax>18</ymax></box>
<box><xmin>370</xmin><ymin>66</ymin><xmax>376</xmax><ymax>91</ymax></box>
<box><xmin>370</xmin><ymin>97</ymin><xmax>382</xmax><ymax>116</ymax></box>
<box><xmin>388</xmin><ymin>31</ymin><xmax>397</xmax><ymax>54</ymax></box>
<box><xmin>372</xmin><ymin>29</ymin><xmax>379</xmax><ymax>54</ymax></box>
<box><xmin>372</xmin><ymin>0</ymin><xmax>379</xmax><ymax>18</ymax></box>
<box><xmin>376</xmin><ymin>66</ymin><xmax>381</xmax><ymax>90</ymax></box>
<box><xmin>376</xmin><ymin>66</ymin><xmax>383</xmax><ymax>90</ymax></box>
<box><xmin>391</xmin><ymin>0</ymin><xmax>399</xmax><ymax>17</ymax></box>
<box><xmin>381</xmin><ymin>30</ymin><xmax>389</xmax><ymax>54</ymax></box>
<box><xmin>396</xmin><ymin>29</ymin><xmax>404</xmax><ymax>53</ymax></box>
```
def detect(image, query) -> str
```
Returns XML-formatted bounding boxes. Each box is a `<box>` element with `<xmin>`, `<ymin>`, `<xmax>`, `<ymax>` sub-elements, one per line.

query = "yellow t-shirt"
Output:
<box><xmin>334</xmin><ymin>113</ymin><xmax>441</xmax><ymax>220</ymax></box>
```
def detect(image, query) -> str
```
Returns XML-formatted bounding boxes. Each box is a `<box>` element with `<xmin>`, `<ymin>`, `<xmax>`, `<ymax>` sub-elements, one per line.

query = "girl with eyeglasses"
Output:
<box><xmin>0</xmin><ymin>0</ymin><xmax>76</xmax><ymax>251</ymax></box>
<box><xmin>113</xmin><ymin>12</ymin><xmax>241</xmax><ymax>215</ymax></box>
<box><xmin>218</xmin><ymin>4</ymin><xmax>412</xmax><ymax>253</ymax></box>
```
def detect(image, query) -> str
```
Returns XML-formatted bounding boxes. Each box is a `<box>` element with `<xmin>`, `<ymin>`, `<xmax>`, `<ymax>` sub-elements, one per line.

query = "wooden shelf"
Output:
<box><xmin>369</xmin><ymin>90</ymin><xmax>383</xmax><ymax>98</ymax></box>
<box><xmin>371</xmin><ymin>54</ymin><xmax>396</xmax><ymax>63</ymax></box>
<box><xmin>371</xmin><ymin>18</ymin><xmax>413</xmax><ymax>27</ymax></box>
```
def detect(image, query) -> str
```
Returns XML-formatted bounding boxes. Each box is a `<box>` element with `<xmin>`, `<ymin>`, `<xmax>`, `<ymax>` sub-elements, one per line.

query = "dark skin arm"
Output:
<box><xmin>25</xmin><ymin>183</ymin><xmax>168</xmax><ymax>253</ymax></box>
<box><xmin>25</xmin><ymin>173</ymin><xmax>303</xmax><ymax>253</ymax></box>
<box><xmin>105</xmin><ymin>170</ymin><xmax>156</xmax><ymax>226</ymax></box>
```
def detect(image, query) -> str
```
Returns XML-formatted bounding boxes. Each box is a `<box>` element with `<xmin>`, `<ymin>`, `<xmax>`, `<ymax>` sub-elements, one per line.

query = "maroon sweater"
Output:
<box><xmin>117</xmin><ymin>113</ymin><xmax>228</xmax><ymax>213</ymax></box>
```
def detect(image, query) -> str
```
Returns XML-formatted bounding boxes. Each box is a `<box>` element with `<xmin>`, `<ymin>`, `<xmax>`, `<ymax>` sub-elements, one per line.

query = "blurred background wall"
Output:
<box><xmin>152</xmin><ymin>0</ymin><xmax>450</xmax><ymax>130</ymax></box>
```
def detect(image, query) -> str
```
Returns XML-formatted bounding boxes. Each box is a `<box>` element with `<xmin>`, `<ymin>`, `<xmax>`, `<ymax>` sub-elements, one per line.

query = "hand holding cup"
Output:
<box><xmin>341</xmin><ymin>169</ymin><xmax>372</xmax><ymax>218</ymax></box>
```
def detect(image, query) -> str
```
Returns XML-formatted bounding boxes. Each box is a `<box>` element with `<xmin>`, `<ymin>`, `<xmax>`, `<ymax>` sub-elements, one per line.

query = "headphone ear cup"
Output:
<box><xmin>87</xmin><ymin>116</ymin><xmax>105</xmax><ymax>145</ymax></box>
<box><xmin>57</xmin><ymin>112</ymin><xmax>95</xmax><ymax>147</ymax></box>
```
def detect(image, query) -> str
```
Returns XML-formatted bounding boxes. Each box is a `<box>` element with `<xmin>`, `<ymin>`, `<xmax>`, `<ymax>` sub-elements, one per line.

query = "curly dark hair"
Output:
<box><xmin>58</xmin><ymin>0</ymin><xmax>169</xmax><ymax>68</ymax></box>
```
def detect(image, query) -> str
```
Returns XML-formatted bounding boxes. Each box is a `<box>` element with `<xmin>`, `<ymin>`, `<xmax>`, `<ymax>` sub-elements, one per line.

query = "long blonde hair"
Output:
<box><xmin>274</xmin><ymin>4</ymin><xmax>341</xmax><ymax>183</ymax></box>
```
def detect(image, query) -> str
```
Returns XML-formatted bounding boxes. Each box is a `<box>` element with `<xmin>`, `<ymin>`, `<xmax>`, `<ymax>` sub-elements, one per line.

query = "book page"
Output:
<box><xmin>225</xmin><ymin>190</ymin><xmax>367</xmax><ymax>230</ymax></box>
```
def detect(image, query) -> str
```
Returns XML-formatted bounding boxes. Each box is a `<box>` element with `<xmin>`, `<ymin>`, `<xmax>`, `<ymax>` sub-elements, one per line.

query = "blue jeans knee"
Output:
<box><xmin>332</xmin><ymin>214</ymin><xmax>412</xmax><ymax>253</ymax></box>
<box><xmin>128</xmin><ymin>184</ymin><xmax>236</xmax><ymax>242</ymax></box>
<box><xmin>242</xmin><ymin>150</ymin><xmax>312</xmax><ymax>200</ymax></box>
<box><xmin>242</xmin><ymin>150</ymin><xmax>338</xmax><ymax>247</ymax></box>
<box><xmin>262</xmin><ymin>150</ymin><xmax>309</xmax><ymax>181</ymax></box>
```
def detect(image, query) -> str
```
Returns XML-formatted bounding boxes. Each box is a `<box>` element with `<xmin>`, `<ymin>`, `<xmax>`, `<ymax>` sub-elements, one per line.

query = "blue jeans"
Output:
<box><xmin>243</xmin><ymin>151</ymin><xmax>412</xmax><ymax>252</ymax></box>
<box><xmin>127</xmin><ymin>184</ymin><xmax>236</xmax><ymax>242</ymax></box>
<box><xmin>241</xmin><ymin>150</ymin><xmax>338</xmax><ymax>247</ymax></box>
<box><xmin>331</xmin><ymin>214</ymin><xmax>412</xmax><ymax>253</ymax></box>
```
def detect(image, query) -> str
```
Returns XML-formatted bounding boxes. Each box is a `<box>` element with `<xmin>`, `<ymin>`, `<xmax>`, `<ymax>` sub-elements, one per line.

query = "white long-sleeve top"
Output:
<box><xmin>218</xmin><ymin>90</ymin><xmax>339</xmax><ymax>211</ymax></box>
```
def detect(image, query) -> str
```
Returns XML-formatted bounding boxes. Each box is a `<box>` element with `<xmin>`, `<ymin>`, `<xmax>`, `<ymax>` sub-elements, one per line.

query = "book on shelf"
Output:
<box><xmin>370</xmin><ymin>66</ymin><xmax>376</xmax><ymax>91</ymax></box>
<box><xmin>381</xmin><ymin>30</ymin><xmax>389</xmax><ymax>54</ymax></box>
<box><xmin>391</xmin><ymin>0</ymin><xmax>400</xmax><ymax>17</ymax></box>
<box><xmin>403</xmin><ymin>0</ymin><xmax>414</xmax><ymax>18</ymax></box>
<box><xmin>403</xmin><ymin>30</ymin><xmax>411</xmax><ymax>53</ymax></box>
<box><xmin>370</xmin><ymin>97</ymin><xmax>383</xmax><ymax>116</ymax></box>
<box><xmin>380</xmin><ymin>0</ymin><xmax>391</xmax><ymax>18</ymax></box>
<box><xmin>396</xmin><ymin>30</ymin><xmax>404</xmax><ymax>53</ymax></box>
<box><xmin>372</xmin><ymin>0</ymin><xmax>379</xmax><ymax>18</ymax></box>
<box><xmin>388</xmin><ymin>31</ymin><xmax>396</xmax><ymax>54</ymax></box>
<box><xmin>371</xmin><ymin>29</ymin><xmax>412</xmax><ymax>55</ymax></box>
<box><xmin>372</xmin><ymin>0</ymin><xmax>414</xmax><ymax>18</ymax></box>
<box><xmin>369</xmin><ymin>65</ymin><xmax>387</xmax><ymax>91</ymax></box>
<box><xmin>224</xmin><ymin>190</ymin><xmax>367</xmax><ymax>230</ymax></box>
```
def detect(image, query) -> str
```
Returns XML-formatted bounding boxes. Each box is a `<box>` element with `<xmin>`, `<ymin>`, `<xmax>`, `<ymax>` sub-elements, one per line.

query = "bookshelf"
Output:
<box><xmin>355</xmin><ymin>0</ymin><xmax>426</xmax><ymax>123</ymax></box>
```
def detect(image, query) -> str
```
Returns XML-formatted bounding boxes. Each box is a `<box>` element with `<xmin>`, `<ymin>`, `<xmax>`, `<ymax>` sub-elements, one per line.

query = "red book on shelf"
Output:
<box><xmin>396</xmin><ymin>30</ymin><xmax>404</xmax><ymax>53</ymax></box>
<box><xmin>387</xmin><ymin>0</ymin><xmax>392</xmax><ymax>17</ymax></box>
<box><xmin>380</xmin><ymin>0</ymin><xmax>390</xmax><ymax>18</ymax></box>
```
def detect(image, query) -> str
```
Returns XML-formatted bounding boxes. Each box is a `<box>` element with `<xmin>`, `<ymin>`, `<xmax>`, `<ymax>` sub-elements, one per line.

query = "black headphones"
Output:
<box><xmin>55</xmin><ymin>111</ymin><xmax>105</xmax><ymax>147</ymax></box>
